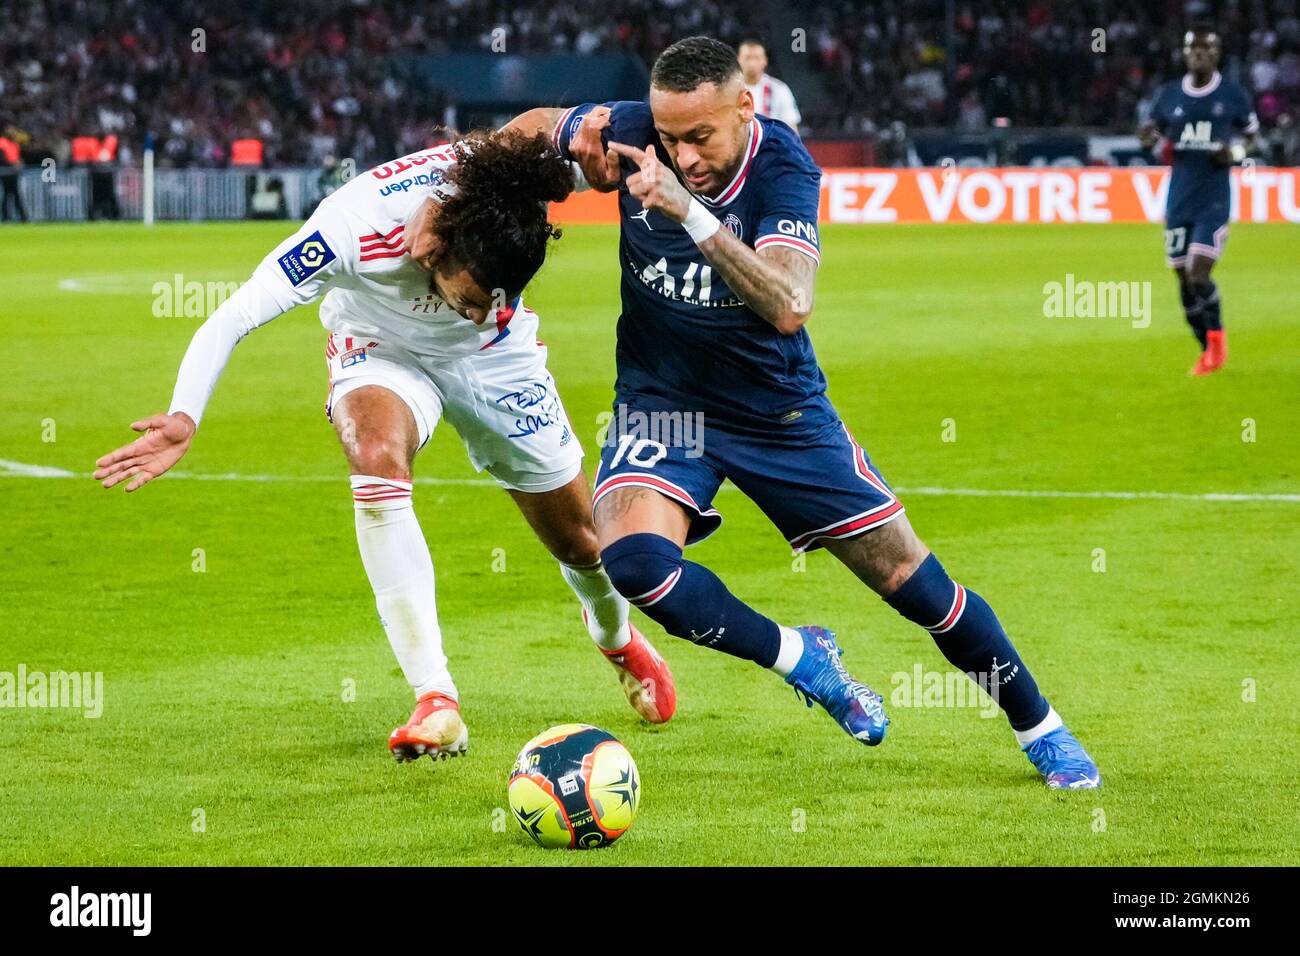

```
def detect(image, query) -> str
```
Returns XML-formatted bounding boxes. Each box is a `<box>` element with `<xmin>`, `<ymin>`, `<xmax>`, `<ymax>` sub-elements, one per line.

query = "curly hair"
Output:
<box><xmin>433</xmin><ymin>128</ymin><xmax>573</xmax><ymax>300</ymax></box>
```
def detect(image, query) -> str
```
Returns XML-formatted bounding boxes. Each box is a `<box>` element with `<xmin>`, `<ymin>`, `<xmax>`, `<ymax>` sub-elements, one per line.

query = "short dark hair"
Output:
<box><xmin>651</xmin><ymin>36</ymin><xmax>743</xmax><ymax>93</ymax></box>
<box><xmin>738</xmin><ymin>38</ymin><xmax>767</xmax><ymax>52</ymax></box>
<box><xmin>435</xmin><ymin>129</ymin><xmax>572</xmax><ymax>299</ymax></box>
<box><xmin>1186</xmin><ymin>21</ymin><xmax>1220</xmax><ymax>42</ymax></box>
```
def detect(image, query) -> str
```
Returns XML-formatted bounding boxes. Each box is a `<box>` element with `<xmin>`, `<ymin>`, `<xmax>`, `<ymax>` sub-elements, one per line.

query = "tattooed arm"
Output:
<box><xmin>607</xmin><ymin>141</ymin><xmax>817</xmax><ymax>335</ymax></box>
<box><xmin>695</xmin><ymin>232</ymin><xmax>816</xmax><ymax>335</ymax></box>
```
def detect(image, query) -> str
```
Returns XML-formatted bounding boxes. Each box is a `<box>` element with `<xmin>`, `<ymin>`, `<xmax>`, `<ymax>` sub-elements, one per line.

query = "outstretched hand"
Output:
<box><xmin>93</xmin><ymin>412</ymin><xmax>196</xmax><ymax>492</ymax></box>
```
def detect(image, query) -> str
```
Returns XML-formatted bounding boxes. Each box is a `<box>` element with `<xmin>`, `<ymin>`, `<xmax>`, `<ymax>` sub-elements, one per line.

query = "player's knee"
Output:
<box><xmin>348</xmin><ymin>438</ymin><xmax>411</xmax><ymax>481</ymax></box>
<box><xmin>552</xmin><ymin>525</ymin><xmax>602</xmax><ymax>568</ymax></box>
<box><xmin>600</xmin><ymin>533</ymin><xmax>683</xmax><ymax>604</ymax></box>
<box><xmin>880</xmin><ymin>551</ymin><xmax>926</xmax><ymax>596</ymax></box>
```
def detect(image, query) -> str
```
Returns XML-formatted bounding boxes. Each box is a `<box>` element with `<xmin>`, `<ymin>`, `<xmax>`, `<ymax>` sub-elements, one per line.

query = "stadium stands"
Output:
<box><xmin>1</xmin><ymin>0</ymin><xmax>1297</xmax><ymax>168</ymax></box>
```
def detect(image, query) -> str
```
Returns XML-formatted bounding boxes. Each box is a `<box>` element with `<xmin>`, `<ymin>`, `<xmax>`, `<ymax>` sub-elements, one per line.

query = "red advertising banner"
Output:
<box><xmin>551</xmin><ymin>167</ymin><xmax>1300</xmax><ymax>225</ymax></box>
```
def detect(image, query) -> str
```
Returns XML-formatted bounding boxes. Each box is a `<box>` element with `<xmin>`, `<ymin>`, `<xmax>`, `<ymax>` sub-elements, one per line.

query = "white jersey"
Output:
<box><xmin>746</xmin><ymin>74</ymin><xmax>802</xmax><ymax>130</ymax></box>
<box><xmin>168</xmin><ymin>144</ymin><xmax>525</xmax><ymax>426</ymax></box>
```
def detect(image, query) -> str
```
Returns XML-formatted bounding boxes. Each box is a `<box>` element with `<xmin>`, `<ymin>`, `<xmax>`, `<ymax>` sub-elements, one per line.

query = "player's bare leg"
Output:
<box><xmin>825</xmin><ymin>516</ymin><xmax>1100</xmax><ymax>788</ymax></box>
<box><xmin>595</xmin><ymin>487</ymin><xmax>889</xmax><ymax>745</ymax></box>
<box><xmin>1184</xmin><ymin>254</ymin><xmax>1226</xmax><ymax>375</ymax></box>
<box><xmin>333</xmin><ymin>385</ymin><xmax>467</xmax><ymax>762</ymax></box>
<box><xmin>511</xmin><ymin>474</ymin><xmax>676</xmax><ymax>723</ymax></box>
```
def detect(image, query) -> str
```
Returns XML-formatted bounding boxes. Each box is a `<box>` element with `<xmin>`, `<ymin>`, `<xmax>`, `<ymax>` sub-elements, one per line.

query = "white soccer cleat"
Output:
<box><xmin>388</xmin><ymin>691</ymin><xmax>469</xmax><ymax>763</ymax></box>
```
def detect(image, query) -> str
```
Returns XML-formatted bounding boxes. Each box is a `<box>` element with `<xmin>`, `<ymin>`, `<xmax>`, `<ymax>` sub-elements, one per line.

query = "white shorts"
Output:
<box><xmin>323</xmin><ymin>309</ymin><xmax>584</xmax><ymax>493</ymax></box>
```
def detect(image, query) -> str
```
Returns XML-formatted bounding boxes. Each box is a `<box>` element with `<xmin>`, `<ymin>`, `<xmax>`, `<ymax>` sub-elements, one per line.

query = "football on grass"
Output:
<box><xmin>508</xmin><ymin>724</ymin><xmax>640</xmax><ymax>849</ymax></box>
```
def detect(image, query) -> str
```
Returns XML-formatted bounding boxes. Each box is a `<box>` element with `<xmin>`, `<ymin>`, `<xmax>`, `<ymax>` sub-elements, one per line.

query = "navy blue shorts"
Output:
<box><xmin>1164</xmin><ymin>215</ymin><xmax>1229</xmax><ymax>267</ymax></box>
<box><xmin>593</xmin><ymin>401</ymin><xmax>905</xmax><ymax>552</ymax></box>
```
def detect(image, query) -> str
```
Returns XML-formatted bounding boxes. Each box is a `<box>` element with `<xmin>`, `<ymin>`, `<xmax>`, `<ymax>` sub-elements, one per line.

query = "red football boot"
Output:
<box><xmin>1191</xmin><ymin>330</ymin><xmax>1227</xmax><ymax>376</ymax></box>
<box><xmin>600</xmin><ymin>623</ymin><xmax>677</xmax><ymax>724</ymax></box>
<box><xmin>388</xmin><ymin>691</ymin><xmax>468</xmax><ymax>762</ymax></box>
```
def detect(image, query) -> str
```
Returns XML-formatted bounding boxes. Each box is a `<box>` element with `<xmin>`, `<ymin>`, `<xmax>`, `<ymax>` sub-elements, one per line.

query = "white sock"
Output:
<box><xmin>770</xmin><ymin>626</ymin><xmax>805</xmax><ymax>677</ymax></box>
<box><xmin>352</xmin><ymin>475</ymin><xmax>456</xmax><ymax>700</ymax></box>
<box><xmin>1014</xmin><ymin>705</ymin><xmax>1063</xmax><ymax>747</ymax></box>
<box><xmin>560</xmin><ymin>561</ymin><xmax>631</xmax><ymax>651</ymax></box>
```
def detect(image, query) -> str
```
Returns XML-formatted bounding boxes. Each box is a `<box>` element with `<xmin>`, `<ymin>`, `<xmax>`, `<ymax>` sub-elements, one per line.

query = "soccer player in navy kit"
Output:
<box><xmin>514</xmin><ymin>37</ymin><xmax>1100</xmax><ymax>788</ymax></box>
<box><xmin>1140</xmin><ymin>25</ymin><xmax>1259</xmax><ymax>375</ymax></box>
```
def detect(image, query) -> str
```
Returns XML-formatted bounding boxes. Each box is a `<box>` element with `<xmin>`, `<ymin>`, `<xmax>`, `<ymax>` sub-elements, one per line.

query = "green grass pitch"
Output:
<box><xmin>1</xmin><ymin>220</ymin><xmax>1297</xmax><ymax>866</ymax></box>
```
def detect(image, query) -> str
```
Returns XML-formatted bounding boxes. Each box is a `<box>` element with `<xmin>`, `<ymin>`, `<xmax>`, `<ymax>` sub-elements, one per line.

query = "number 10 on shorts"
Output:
<box><xmin>610</xmin><ymin>435</ymin><xmax>668</xmax><ymax>469</ymax></box>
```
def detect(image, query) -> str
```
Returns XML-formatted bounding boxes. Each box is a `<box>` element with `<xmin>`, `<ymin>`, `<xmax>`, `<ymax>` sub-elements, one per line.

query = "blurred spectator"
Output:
<box><xmin>0</xmin><ymin>0</ymin><xmax>1296</xmax><ymax>167</ymax></box>
<box><xmin>739</xmin><ymin>39</ymin><xmax>803</xmax><ymax>130</ymax></box>
<box><xmin>0</xmin><ymin>127</ymin><xmax>29</xmax><ymax>221</ymax></box>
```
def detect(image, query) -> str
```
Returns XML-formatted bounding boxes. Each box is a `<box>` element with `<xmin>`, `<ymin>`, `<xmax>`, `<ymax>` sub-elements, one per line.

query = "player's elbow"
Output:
<box><xmin>772</xmin><ymin>306</ymin><xmax>811</xmax><ymax>336</ymax></box>
<box><xmin>502</xmin><ymin>107</ymin><xmax>552</xmax><ymax>138</ymax></box>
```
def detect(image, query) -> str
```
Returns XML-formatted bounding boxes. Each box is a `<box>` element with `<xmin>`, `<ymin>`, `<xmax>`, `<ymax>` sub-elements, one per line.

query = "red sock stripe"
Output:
<box><xmin>928</xmin><ymin>583</ymin><xmax>967</xmax><ymax>634</ymax></box>
<box><xmin>630</xmin><ymin>568</ymin><xmax>682</xmax><ymax>607</ymax></box>
<box><xmin>351</xmin><ymin>477</ymin><xmax>413</xmax><ymax>504</ymax></box>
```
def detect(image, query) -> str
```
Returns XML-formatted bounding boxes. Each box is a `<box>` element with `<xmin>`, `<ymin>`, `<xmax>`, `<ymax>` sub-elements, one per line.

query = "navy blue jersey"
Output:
<box><xmin>556</xmin><ymin>101</ymin><xmax>829</xmax><ymax>432</ymax></box>
<box><xmin>1150</xmin><ymin>72</ymin><xmax>1258</xmax><ymax>222</ymax></box>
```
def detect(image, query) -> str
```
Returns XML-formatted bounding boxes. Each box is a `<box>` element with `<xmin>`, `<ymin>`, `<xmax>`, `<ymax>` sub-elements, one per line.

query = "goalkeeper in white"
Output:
<box><xmin>93</xmin><ymin>128</ymin><xmax>676</xmax><ymax>762</ymax></box>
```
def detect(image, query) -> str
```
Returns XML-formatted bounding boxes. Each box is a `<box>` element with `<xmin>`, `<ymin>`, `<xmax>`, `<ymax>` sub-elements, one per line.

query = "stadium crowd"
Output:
<box><xmin>805</xmin><ymin>1</ymin><xmax>1300</xmax><ymax>140</ymax></box>
<box><xmin>1</xmin><ymin>0</ymin><xmax>1297</xmax><ymax>169</ymax></box>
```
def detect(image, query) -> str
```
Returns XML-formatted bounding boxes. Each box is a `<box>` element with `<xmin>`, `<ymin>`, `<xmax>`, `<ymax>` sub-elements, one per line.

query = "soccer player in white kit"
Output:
<box><xmin>93</xmin><ymin>130</ymin><xmax>677</xmax><ymax>761</ymax></box>
<box><xmin>738</xmin><ymin>39</ymin><xmax>802</xmax><ymax>131</ymax></box>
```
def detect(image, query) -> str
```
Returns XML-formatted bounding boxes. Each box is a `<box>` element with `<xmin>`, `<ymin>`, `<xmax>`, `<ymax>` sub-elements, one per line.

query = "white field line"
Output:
<box><xmin>4</xmin><ymin>459</ymin><xmax>1298</xmax><ymax>503</ymax></box>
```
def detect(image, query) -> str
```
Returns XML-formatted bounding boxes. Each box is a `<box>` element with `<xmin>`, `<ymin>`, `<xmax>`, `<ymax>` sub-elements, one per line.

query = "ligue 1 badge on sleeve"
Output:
<box><xmin>278</xmin><ymin>231</ymin><xmax>336</xmax><ymax>286</ymax></box>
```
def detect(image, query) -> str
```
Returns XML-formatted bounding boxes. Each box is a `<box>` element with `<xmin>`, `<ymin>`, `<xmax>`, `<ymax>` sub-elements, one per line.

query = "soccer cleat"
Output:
<box><xmin>784</xmin><ymin>625</ymin><xmax>889</xmax><ymax>746</ymax></box>
<box><xmin>1023</xmin><ymin>726</ymin><xmax>1101</xmax><ymax>789</ymax></box>
<box><xmin>600</xmin><ymin>622</ymin><xmax>677</xmax><ymax>724</ymax></box>
<box><xmin>1190</xmin><ymin>330</ymin><xmax>1227</xmax><ymax>375</ymax></box>
<box><xmin>388</xmin><ymin>691</ymin><xmax>468</xmax><ymax>763</ymax></box>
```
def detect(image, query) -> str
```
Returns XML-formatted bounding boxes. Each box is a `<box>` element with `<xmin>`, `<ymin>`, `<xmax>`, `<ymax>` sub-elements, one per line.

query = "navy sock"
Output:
<box><xmin>1180</xmin><ymin>283</ymin><xmax>1208</xmax><ymax>348</ymax></box>
<box><xmin>885</xmin><ymin>553</ymin><xmax>1049</xmax><ymax>731</ymax></box>
<box><xmin>1191</xmin><ymin>279</ymin><xmax>1222</xmax><ymax>331</ymax></box>
<box><xmin>602</xmin><ymin>533</ymin><xmax>781</xmax><ymax>667</ymax></box>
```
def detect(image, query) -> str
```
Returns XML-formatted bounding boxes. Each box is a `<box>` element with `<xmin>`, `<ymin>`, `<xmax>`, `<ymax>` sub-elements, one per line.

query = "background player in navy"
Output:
<box><xmin>516</xmin><ymin>37</ymin><xmax>1100</xmax><ymax>788</ymax></box>
<box><xmin>1140</xmin><ymin>24</ymin><xmax>1259</xmax><ymax>376</ymax></box>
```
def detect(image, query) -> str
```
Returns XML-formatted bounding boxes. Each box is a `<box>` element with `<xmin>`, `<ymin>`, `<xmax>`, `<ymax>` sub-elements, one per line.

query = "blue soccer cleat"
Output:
<box><xmin>1023</xmin><ymin>726</ymin><xmax>1101</xmax><ymax>789</ymax></box>
<box><xmin>784</xmin><ymin>626</ymin><xmax>889</xmax><ymax>746</ymax></box>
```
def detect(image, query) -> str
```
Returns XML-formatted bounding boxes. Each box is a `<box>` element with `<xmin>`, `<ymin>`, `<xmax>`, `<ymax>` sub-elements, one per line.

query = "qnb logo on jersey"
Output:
<box><xmin>1177</xmin><ymin>120</ymin><xmax>1217</xmax><ymax>151</ymax></box>
<box><xmin>776</xmin><ymin>218</ymin><xmax>819</xmax><ymax>243</ymax></box>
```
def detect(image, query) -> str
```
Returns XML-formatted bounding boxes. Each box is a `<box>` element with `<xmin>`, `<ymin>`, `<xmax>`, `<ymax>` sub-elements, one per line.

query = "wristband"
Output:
<box><xmin>682</xmin><ymin>197</ymin><xmax>721</xmax><ymax>244</ymax></box>
<box><xmin>570</xmin><ymin>161</ymin><xmax>592</xmax><ymax>193</ymax></box>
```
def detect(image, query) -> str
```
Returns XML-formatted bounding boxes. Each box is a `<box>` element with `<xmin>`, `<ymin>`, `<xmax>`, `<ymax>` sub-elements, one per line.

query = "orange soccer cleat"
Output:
<box><xmin>388</xmin><ymin>691</ymin><xmax>468</xmax><ymax>763</ymax></box>
<box><xmin>1190</xmin><ymin>330</ymin><xmax>1227</xmax><ymax>376</ymax></box>
<box><xmin>600</xmin><ymin>624</ymin><xmax>677</xmax><ymax>724</ymax></box>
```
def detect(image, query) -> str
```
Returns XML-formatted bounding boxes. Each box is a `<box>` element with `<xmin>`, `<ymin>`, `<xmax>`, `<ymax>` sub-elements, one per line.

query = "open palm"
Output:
<box><xmin>93</xmin><ymin>413</ymin><xmax>196</xmax><ymax>492</ymax></box>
